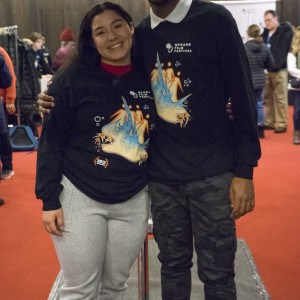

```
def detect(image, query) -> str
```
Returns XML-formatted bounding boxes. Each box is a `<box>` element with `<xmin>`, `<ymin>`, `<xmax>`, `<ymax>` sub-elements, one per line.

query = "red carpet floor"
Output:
<box><xmin>0</xmin><ymin>106</ymin><xmax>299</xmax><ymax>299</ymax></box>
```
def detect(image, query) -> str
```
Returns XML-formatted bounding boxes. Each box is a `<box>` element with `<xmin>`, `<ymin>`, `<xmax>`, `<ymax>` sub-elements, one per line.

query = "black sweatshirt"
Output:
<box><xmin>135</xmin><ymin>0</ymin><xmax>261</xmax><ymax>184</ymax></box>
<box><xmin>35</xmin><ymin>63</ymin><xmax>156</xmax><ymax>210</ymax></box>
<box><xmin>262</xmin><ymin>22</ymin><xmax>293</xmax><ymax>72</ymax></box>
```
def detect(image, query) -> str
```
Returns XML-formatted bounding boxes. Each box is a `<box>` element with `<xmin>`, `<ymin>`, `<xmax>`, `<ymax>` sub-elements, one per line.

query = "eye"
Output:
<box><xmin>95</xmin><ymin>31</ymin><xmax>105</xmax><ymax>36</ymax></box>
<box><xmin>114</xmin><ymin>22</ymin><xmax>123</xmax><ymax>29</ymax></box>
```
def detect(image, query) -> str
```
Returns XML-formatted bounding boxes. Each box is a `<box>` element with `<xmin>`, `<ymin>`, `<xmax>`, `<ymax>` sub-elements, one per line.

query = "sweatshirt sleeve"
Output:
<box><xmin>35</xmin><ymin>74</ymin><xmax>73</xmax><ymax>210</ymax></box>
<box><xmin>215</xmin><ymin>8</ymin><xmax>261</xmax><ymax>179</ymax></box>
<box><xmin>0</xmin><ymin>53</ymin><xmax>12</xmax><ymax>88</ymax></box>
<box><xmin>0</xmin><ymin>48</ymin><xmax>16</xmax><ymax>104</ymax></box>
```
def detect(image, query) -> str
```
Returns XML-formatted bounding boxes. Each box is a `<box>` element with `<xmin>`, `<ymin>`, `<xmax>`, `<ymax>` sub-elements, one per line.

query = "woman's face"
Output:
<box><xmin>91</xmin><ymin>10</ymin><xmax>134</xmax><ymax>66</ymax></box>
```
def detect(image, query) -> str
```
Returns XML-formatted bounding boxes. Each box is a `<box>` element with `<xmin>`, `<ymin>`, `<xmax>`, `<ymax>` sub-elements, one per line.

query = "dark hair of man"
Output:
<box><xmin>78</xmin><ymin>2</ymin><xmax>133</xmax><ymax>67</ymax></box>
<box><xmin>264</xmin><ymin>10</ymin><xmax>277</xmax><ymax>18</ymax></box>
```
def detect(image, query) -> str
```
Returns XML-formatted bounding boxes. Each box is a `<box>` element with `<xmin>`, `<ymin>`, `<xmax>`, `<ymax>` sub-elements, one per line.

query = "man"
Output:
<box><xmin>0</xmin><ymin>52</ymin><xmax>13</xmax><ymax>205</ymax></box>
<box><xmin>262</xmin><ymin>10</ymin><xmax>293</xmax><ymax>133</ymax></box>
<box><xmin>0</xmin><ymin>47</ymin><xmax>16</xmax><ymax>180</ymax></box>
<box><xmin>38</xmin><ymin>1</ymin><xmax>261</xmax><ymax>299</ymax></box>
<box><xmin>135</xmin><ymin>1</ymin><xmax>260</xmax><ymax>299</ymax></box>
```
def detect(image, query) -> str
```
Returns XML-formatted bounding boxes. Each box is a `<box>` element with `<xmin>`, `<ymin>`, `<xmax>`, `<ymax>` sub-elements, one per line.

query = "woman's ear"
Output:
<box><xmin>130</xmin><ymin>22</ymin><xmax>135</xmax><ymax>35</ymax></box>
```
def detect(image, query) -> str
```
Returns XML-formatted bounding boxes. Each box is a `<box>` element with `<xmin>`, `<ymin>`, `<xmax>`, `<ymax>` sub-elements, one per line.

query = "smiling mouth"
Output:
<box><xmin>110</xmin><ymin>43</ymin><xmax>123</xmax><ymax>50</ymax></box>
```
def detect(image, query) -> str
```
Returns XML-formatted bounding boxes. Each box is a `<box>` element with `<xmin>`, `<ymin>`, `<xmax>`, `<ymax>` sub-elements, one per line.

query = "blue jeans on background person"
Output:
<box><xmin>289</xmin><ymin>90</ymin><xmax>300</xmax><ymax>144</ymax></box>
<box><xmin>289</xmin><ymin>90</ymin><xmax>300</xmax><ymax>130</ymax></box>
<box><xmin>0</xmin><ymin>100</ymin><xmax>13</xmax><ymax>173</ymax></box>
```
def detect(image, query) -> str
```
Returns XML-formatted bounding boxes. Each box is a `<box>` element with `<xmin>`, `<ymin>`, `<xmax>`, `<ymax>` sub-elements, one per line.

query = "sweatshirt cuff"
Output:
<box><xmin>234</xmin><ymin>164</ymin><xmax>254</xmax><ymax>179</ymax></box>
<box><xmin>42</xmin><ymin>197</ymin><xmax>62</xmax><ymax>211</ymax></box>
<box><xmin>41</xmin><ymin>184</ymin><xmax>64</xmax><ymax>211</ymax></box>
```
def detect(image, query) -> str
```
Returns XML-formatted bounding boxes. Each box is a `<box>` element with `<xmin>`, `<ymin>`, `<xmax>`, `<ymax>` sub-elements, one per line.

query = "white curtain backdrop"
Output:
<box><xmin>212</xmin><ymin>0</ymin><xmax>277</xmax><ymax>42</ymax></box>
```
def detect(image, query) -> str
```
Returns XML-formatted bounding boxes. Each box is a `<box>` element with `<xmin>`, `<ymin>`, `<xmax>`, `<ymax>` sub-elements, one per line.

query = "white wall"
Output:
<box><xmin>212</xmin><ymin>0</ymin><xmax>277</xmax><ymax>42</ymax></box>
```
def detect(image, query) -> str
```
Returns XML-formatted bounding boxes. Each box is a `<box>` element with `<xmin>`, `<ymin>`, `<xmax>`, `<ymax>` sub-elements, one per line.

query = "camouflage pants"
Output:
<box><xmin>149</xmin><ymin>172</ymin><xmax>237</xmax><ymax>300</ymax></box>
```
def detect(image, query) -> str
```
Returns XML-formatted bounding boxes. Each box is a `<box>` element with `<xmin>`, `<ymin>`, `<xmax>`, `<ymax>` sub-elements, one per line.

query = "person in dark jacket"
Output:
<box><xmin>0</xmin><ymin>47</ymin><xmax>16</xmax><ymax>180</ymax></box>
<box><xmin>245</xmin><ymin>24</ymin><xmax>274</xmax><ymax>138</ymax></box>
<box><xmin>40</xmin><ymin>33</ymin><xmax>53</xmax><ymax>72</ymax></box>
<box><xmin>287</xmin><ymin>26</ymin><xmax>300</xmax><ymax>144</ymax></box>
<box><xmin>28</xmin><ymin>32</ymin><xmax>53</xmax><ymax>78</ymax></box>
<box><xmin>262</xmin><ymin>10</ymin><xmax>293</xmax><ymax>133</ymax></box>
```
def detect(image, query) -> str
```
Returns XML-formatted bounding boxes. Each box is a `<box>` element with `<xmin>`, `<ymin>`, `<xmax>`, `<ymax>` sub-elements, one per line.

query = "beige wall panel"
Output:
<box><xmin>0</xmin><ymin>0</ymin><xmax>150</xmax><ymax>57</ymax></box>
<box><xmin>7</xmin><ymin>0</ymin><xmax>291</xmax><ymax>58</ymax></box>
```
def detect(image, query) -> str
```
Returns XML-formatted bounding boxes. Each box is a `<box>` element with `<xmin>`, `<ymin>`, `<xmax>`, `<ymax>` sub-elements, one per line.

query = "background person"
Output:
<box><xmin>28</xmin><ymin>32</ymin><xmax>53</xmax><ymax>77</ymax></box>
<box><xmin>262</xmin><ymin>10</ymin><xmax>294</xmax><ymax>133</ymax></box>
<box><xmin>287</xmin><ymin>26</ymin><xmax>300</xmax><ymax>145</ymax></box>
<box><xmin>0</xmin><ymin>51</ymin><xmax>13</xmax><ymax>204</ymax></box>
<box><xmin>245</xmin><ymin>24</ymin><xmax>274</xmax><ymax>138</ymax></box>
<box><xmin>40</xmin><ymin>33</ymin><xmax>53</xmax><ymax>72</ymax></box>
<box><xmin>0</xmin><ymin>47</ymin><xmax>16</xmax><ymax>180</ymax></box>
<box><xmin>52</xmin><ymin>26</ymin><xmax>76</xmax><ymax>71</ymax></box>
<box><xmin>35</xmin><ymin>2</ymin><xmax>156</xmax><ymax>299</ymax></box>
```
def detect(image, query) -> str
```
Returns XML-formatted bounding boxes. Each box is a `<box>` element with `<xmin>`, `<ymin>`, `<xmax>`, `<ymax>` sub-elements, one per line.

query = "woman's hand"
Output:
<box><xmin>42</xmin><ymin>208</ymin><xmax>64</xmax><ymax>236</ymax></box>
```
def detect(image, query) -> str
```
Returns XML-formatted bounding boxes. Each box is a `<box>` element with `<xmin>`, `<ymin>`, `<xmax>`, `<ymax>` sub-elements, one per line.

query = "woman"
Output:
<box><xmin>0</xmin><ymin>47</ymin><xmax>16</xmax><ymax>180</ymax></box>
<box><xmin>244</xmin><ymin>24</ymin><xmax>274</xmax><ymax>138</ymax></box>
<box><xmin>287</xmin><ymin>26</ymin><xmax>300</xmax><ymax>145</ymax></box>
<box><xmin>35</xmin><ymin>2</ymin><xmax>156</xmax><ymax>299</ymax></box>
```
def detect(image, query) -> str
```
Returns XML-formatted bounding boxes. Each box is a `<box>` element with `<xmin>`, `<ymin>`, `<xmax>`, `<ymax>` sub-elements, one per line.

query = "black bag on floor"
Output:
<box><xmin>8</xmin><ymin>125</ymin><xmax>39</xmax><ymax>151</ymax></box>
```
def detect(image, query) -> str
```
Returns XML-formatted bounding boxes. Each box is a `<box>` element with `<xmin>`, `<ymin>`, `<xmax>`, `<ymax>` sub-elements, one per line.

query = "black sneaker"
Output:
<box><xmin>0</xmin><ymin>169</ymin><xmax>15</xmax><ymax>180</ymax></box>
<box><xmin>258</xmin><ymin>126</ymin><xmax>265</xmax><ymax>139</ymax></box>
<box><xmin>0</xmin><ymin>198</ymin><xmax>4</xmax><ymax>205</ymax></box>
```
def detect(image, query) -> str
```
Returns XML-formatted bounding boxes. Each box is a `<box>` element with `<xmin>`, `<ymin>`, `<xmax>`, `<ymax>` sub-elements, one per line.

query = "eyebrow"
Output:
<box><xmin>93</xmin><ymin>18</ymin><xmax>124</xmax><ymax>32</ymax></box>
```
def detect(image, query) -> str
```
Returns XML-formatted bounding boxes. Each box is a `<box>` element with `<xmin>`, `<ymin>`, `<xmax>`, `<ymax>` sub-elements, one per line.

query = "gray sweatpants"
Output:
<box><xmin>51</xmin><ymin>176</ymin><xmax>150</xmax><ymax>300</ymax></box>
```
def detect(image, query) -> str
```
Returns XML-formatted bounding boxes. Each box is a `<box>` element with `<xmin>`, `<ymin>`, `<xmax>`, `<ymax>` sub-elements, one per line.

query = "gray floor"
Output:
<box><xmin>49</xmin><ymin>239</ymin><xmax>270</xmax><ymax>300</ymax></box>
<box><xmin>126</xmin><ymin>239</ymin><xmax>270</xmax><ymax>300</ymax></box>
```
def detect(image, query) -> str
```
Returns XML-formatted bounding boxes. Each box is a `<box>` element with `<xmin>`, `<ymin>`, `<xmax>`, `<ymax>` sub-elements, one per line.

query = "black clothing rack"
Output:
<box><xmin>0</xmin><ymin>26</ymin><xmax>39</xmax><ymax>150</ymax></box>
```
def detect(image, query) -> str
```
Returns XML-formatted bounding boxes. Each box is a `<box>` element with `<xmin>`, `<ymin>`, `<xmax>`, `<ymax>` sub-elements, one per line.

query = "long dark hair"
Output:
<box><xmin>77</xmin><ymin>2</ymin><xmax>133</xmax><ymax>67</ymax></box>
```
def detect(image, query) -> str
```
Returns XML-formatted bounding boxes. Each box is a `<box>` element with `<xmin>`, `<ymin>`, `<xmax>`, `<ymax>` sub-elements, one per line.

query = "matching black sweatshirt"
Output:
<box><xmin>135</xmin><ymin>0</ymin><xmax>261</xmax><ymax>184</ymax></box>
<box><xmin>35</xmin><ymin>63</ymin><xmax>156</xmax><ymax>210</ymax></box>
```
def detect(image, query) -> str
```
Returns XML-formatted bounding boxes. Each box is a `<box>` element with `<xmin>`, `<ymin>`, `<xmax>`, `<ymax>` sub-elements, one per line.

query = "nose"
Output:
<box><xmin>107</xmin><ymin>29</ymin><xmax>117</xmax><ymax>41</ymax></box>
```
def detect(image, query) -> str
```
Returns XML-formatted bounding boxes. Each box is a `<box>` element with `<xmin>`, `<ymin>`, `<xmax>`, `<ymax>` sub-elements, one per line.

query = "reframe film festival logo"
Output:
<box><xmin>166</xmin><ymin>42</ymin><xmax>192</xmax><ymax>53</ymax></box>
